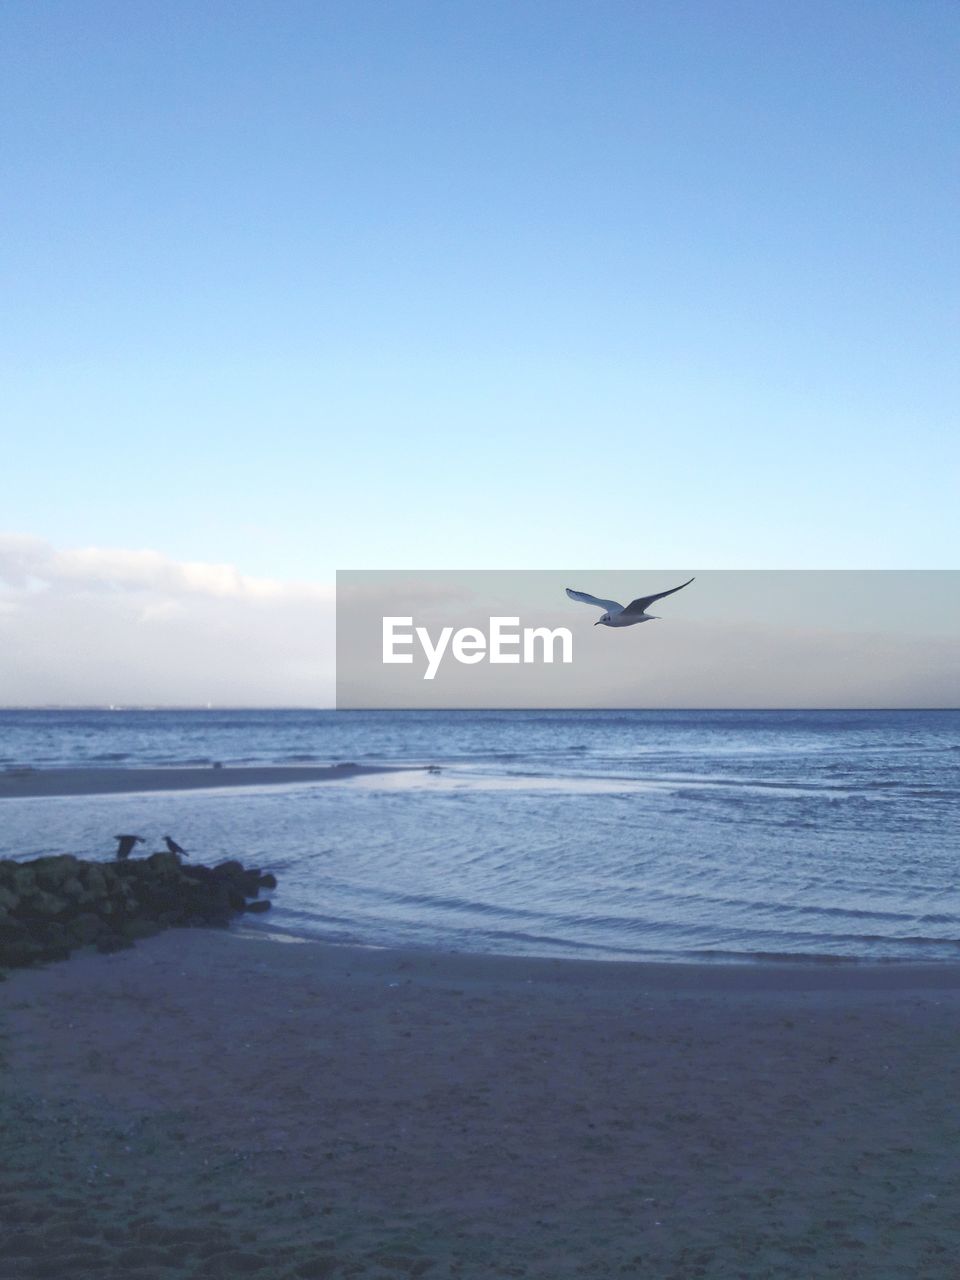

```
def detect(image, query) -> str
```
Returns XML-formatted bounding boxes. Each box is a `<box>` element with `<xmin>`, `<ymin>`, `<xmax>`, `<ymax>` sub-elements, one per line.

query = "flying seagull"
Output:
<box><xmin>162</xmin><ymin>835</ymin><xmax>188</xmax><ymax>857</ymax></box>
<box><xmin>565</xmin><ymin>577</ymin><xmax>695</xmax><ymax>627</ymax></box>
<box><xmin>114</xmin><ymin>834</ymin><xmax>145</xmax><ymax>860</ymax></box>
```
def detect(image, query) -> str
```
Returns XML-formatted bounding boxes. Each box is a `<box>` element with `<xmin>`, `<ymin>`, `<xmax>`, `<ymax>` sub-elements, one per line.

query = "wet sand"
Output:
<box><xmin>0</xmin><ymin>764</ymin><xmax>405</xmax><ymax>801</ymax></box>
<box><xmin>2</xmin><ymin>930</ymin><xmax>960</xmax><ymax>1278</ymax></box>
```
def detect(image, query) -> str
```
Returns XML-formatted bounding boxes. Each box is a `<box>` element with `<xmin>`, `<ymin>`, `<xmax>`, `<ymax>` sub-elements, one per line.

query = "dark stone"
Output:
<box><xmin>240</xmin><ymin>870</ymin><xmax>263</xmax><ymax>896</ymax></box>
<box><xmin>294</xmin><ymin>1256</ymin><xmax>340</xmax><ymax>1279</ymax></box>
<box><xmin>66</xmin><ymin>913</ymin><xmax>107</xmax><ymax>946</ymax></box>
<box><xmin>214</xmin><ymin>859</ymin><xmax>245</xmax><ymax>879</ymax></box>
<box><xmin>0</xmin><ymin>916</ymin><xmax>29</xmax><ymax>944</ymax></box>
<box><xmin>34</xmin><ymin>854</ymin><xmax>80</xmax><ymax>890</ymax></box>
<box><xmin>2</xmin><ymin>943</ymin><xmax>41</xmax><ymax>966</ymax></box>
<box><xmin>0</xmin><ymin>853</ymin><xmax>279</xmax><ymax>967</ymax></box>
<box><xmin>119</xmin><ymin>919</ymin><xmax>162</xmax><ymax>942</ymax></box>
<box><xmin>11</xmin><ymin>865</ymin><xmax>37</xmax><ymax>894</ymax></box>
<box><xmin>36</xmin><ymin>921</ymin><xmax>69</xmax><ymax>950</ymax></box>
<box><xmin>182</xmin><ymin>864</ymin><xmax>214</xmax><ymax>883</ymax></box>
<box><xmin>146</xmin><ymin>851</ymin><xmax>182</xmax><ymax>877</ymax></box>
<box><xmin>96</xmin><ymin>933</ymin><xmax>133</xmax><ymax>953</ymax></box>
<box><xmin>244</xmin><ymin>899</ymin><xmax>271</xmax><ymax>914</ymax></box>
<box><xmin>157</xmin><ymin>909</ymin><xmax>188</xmax><ymax>926</ymax></box>
<box><xmin>61</xmin><ymin>875</ymin><xmax>85</xmax><ymax>900</ymax></box>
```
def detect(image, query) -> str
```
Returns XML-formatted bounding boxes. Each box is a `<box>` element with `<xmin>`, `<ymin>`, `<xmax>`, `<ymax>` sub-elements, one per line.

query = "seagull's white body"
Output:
<box><xmin>597</xmin><ymin>609</ymin><xmax>654</xmax><ymax>628</ymax></box>
<box><xmin>565</xmin><ymin>578</ymin><xmax>695</xmax><ymax>627</ymax></box>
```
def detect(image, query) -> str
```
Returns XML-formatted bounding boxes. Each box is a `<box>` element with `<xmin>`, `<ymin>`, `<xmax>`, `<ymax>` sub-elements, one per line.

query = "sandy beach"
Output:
<box><xmin>0</xmin><ymin>765</ymin><xmax>405</xmax><ymax>801</ymax></box>
<box><xmin>2</xmin><ymin>931</ymin><xmax>960</xmax><ymax>1279</ymax></box>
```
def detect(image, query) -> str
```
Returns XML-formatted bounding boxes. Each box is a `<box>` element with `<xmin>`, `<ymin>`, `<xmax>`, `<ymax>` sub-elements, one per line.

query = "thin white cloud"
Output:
<box><xmin>0</xmin><ymin>534</ymin><xmax>332</xmax><ymax>602</ymax></box>
<box><xmin>138</xmin><ymin>599</ymin><xmax>187</xmax><ymax>623</ymax></box>
<box><xmin>0</xmin><ymin>534</ymin><xmax>334</xmax><ymax>706</ymax></box>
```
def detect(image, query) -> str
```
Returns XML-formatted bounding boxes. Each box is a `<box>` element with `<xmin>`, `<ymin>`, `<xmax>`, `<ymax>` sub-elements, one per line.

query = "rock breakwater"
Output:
<box><xmin>0</xmin><ymin>853</ymin><xmax>277</xmax><ymax>970</ymax></box>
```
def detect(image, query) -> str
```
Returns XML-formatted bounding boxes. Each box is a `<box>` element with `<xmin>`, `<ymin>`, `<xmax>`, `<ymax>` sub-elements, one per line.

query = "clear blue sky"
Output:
<box><xmin>2</xmin><ymin>0</ymin><xmax>957</xmax><ymax>580</ymax></box>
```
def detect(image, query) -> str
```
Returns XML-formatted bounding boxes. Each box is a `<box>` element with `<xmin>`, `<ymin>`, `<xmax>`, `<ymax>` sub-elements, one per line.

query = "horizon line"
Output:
<box><xmin>1</xmin><ymin>705</ymin><xmax>958</xmax><ymax>714</ymax></box>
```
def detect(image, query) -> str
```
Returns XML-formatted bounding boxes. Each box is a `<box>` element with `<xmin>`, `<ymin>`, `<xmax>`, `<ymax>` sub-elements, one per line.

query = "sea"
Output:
<box><xmin>1</xmin><ymin>708</ymin><xmax>958</xmax><ymax>964</ymax></box>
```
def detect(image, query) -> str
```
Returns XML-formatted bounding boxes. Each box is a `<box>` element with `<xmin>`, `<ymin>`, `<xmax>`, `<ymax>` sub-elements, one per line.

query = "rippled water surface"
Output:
<box><xmin>1</xmin><ymin>709</ymin><xmax>958</xmax><ymax>962</ymax></box>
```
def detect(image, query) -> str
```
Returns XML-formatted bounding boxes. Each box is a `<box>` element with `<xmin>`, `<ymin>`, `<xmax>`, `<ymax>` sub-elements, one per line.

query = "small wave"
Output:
<box><xmin>329</xmin><ymin>880</ymin><xmax>545</xmax><ymax>922</ymax></box>
<box><xmin>143</xmin><ymin>756</ymin><xmax>216</xmax><ymax>767</ymax></box>
<box><xmin>669</xmin><ymin>784</ymin><xmax>854</xmax><ymax>803</ymax></box>
<box><xmin>654</xmin><ymin>890</ymin><xmax>926</xmax><ymax>925</ymax></box>
<box><xmin>693</xmin><ymin>948</ymin><xmax>854</xmax><ymax>965</ymax></box>
<box><xmin>276</xmin><ymin>908</ymin><xmax>358</xmax><ymax>929</ymax></box>
<box><xmin>791</xmin><ymin>932</ymin><xmax>960</xmax><ymax>948</ymax></box>
<box><xmin>694</xmin><ymin>946</ymin><xmax>960</xmax><ymax>965</ymax></box>
<box><xmin>450</xmin><ymin>926</ymin><xmax>650</xmax><ymax>957</ymax></box>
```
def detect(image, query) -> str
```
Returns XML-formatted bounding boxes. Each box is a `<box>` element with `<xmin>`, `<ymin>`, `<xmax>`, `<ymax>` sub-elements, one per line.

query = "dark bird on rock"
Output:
<box><xmin>162</xmin><ymin>835</ymin><xmax>188</xmax><ymax>857</ymax></box>
<box><xmin>114</xmin><ymin>834</ymin><xmax>145</xmax><ymax>860</ymax></box>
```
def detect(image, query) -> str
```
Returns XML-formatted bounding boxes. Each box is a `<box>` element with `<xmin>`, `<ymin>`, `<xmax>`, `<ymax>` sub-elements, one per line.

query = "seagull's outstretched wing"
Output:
<box><xmin>621</xmin><ymin>577</ymin><xmax>695</xmax><ymax>616</ymax></box>
<box><xmin>565</xmin><ymin>588</ymin><xmax>623</xmax><ymax>613</ymax></box>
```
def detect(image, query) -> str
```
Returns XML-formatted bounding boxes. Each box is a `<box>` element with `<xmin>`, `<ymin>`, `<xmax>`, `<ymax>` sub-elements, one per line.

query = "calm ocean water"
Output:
<box><xmin>1</xmin><ymin>709</ymin><xmax>958</xmax><ymax>963</ymax></box>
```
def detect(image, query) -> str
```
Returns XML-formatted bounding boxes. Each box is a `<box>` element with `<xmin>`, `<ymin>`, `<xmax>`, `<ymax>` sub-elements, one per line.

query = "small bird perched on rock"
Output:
<box><xmin>114</xmin><ymin>834</ymin><xmax>145</xmax><ymax>860</ymax></box>
<box><xmin>162</xmin><ymin>835</ymin><xmax>188</xmax><ymax>857</ymax></box>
